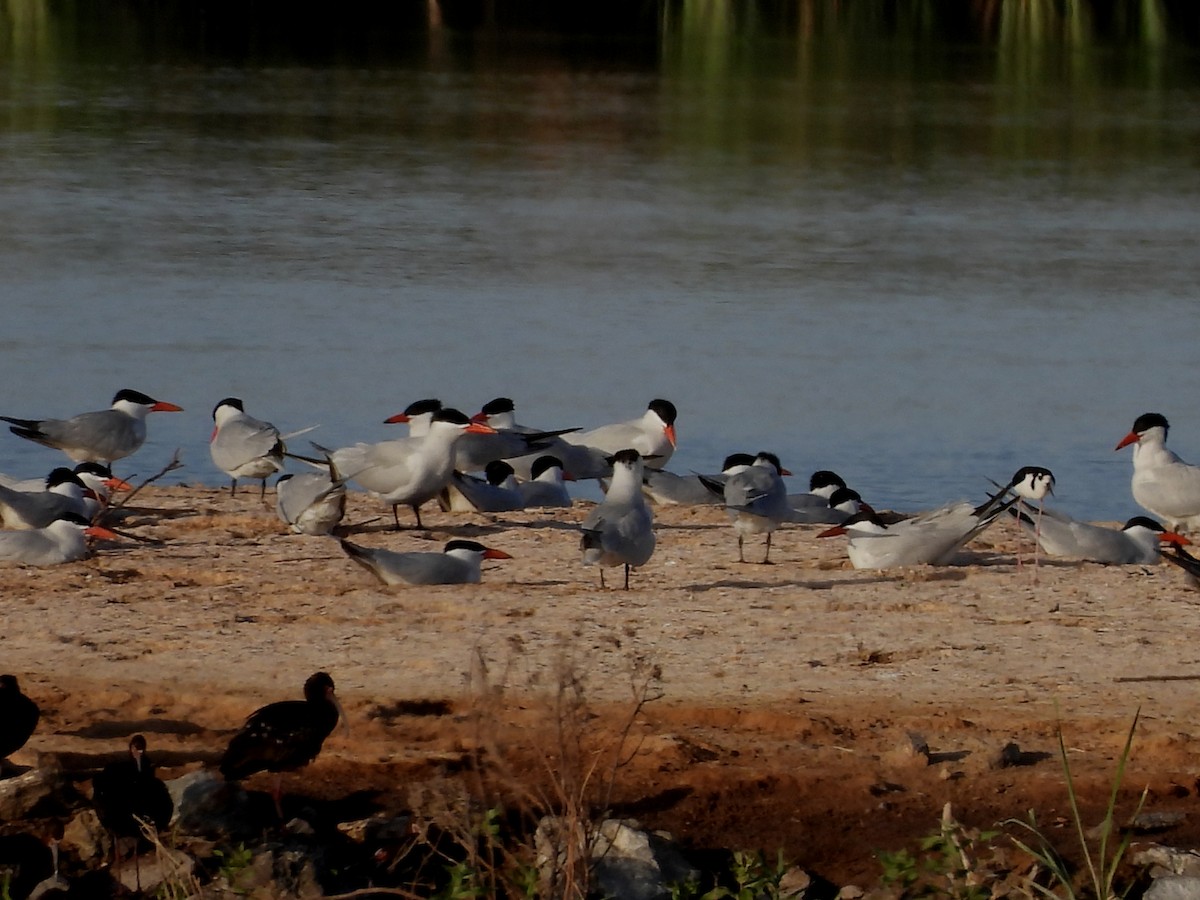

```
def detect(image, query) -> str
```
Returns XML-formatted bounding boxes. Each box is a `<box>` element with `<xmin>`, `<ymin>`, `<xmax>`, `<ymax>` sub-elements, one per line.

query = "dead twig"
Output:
<box><xmin>105</xmin><ymin>450</ymin><xmax>185</xmax><ymax>515</ymax></box>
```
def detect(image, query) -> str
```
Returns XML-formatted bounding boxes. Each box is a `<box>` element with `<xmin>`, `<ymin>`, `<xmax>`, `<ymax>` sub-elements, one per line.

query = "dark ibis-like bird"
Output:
<box><xmin>219</xmin><ymin>671</ymin><xmax>346</xmax><ymax>816</ymax></box>
<box><xmin>93</xmin><ymin>734</ymin><xmax>175</xmax><ymax>839</ymax></box>
<box><xmin>0</xmin><ymin>674</ymin><xmax>40</xmax><ymax>762</ymax></box>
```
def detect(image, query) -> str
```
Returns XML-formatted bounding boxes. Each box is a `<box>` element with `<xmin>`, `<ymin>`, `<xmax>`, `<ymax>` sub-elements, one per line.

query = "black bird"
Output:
<box><xmin>0</xmin><ymin>674</ymin><xmax>40</xmax><ymax>761</ymax></box>
<box><xmin>219</xmin><ymin>672</ymin><xmax>346</xmax><ymax>816</ymax></box>
<box><xmin>93</xmin><ymin>734</ymin><xmax>175</xmax><ymax>840</ymax></box>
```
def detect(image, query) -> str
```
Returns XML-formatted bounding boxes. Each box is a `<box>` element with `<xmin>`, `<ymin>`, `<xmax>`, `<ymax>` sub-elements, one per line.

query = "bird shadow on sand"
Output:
<box><xmin>61</xmin><ymin>718</ymin><xmax>208</xmax><ymax>739</ymax></box>
<box><xmin>685</xmin><ymin>578</ymin><xmax>825</xmax><ymax>592</ymax></box>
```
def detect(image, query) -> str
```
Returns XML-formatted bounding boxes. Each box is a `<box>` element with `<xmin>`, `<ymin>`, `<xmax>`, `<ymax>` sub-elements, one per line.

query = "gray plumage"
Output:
<box><xmin>580</xmin><ymin>449</ymin><xmax>655</xmax><ymax>589</ymax></box>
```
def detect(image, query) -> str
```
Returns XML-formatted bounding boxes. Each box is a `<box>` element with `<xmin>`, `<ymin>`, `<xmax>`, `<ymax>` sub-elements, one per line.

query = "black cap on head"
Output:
<box><xmin>1124</xmin><ymin>516</ymin><xmax>1165</xmax><ymax>532</ymax></box>
<box><xmin>1132</xmin><ymin>412</ymin><xmax>1169</xmax><ymax>435</ymax></box>
<box><xmin>755</xmin><ymin>451</ymin><xmax>784</xmax><ymax>473</ymax></box>
<box><xmin>484</xmin><ymin>460</ymin><xmax>515</xmax><ymax>486</ymax></box>
<box><xmin>45</xmin><ymin>467</ymin><xmax>83</xmax><ymax>488</ymax></box>
<box><xmin>59</xmin><ymin>512</ymin><xmax>92</xmax><ymax>527</ymax></box>
<box><xmin>530</xmin><ymin>455</ymin><xmax>564</xmax><ymax>480</ymax></box>
<box><xmin>113</xmin><ymin>389</ymin><xmax>157</xmax><ymax>406</ymax></box>
<box><xmin>446</xmin><ymin>539</ymin><xmax>488</xmax><ymax>554</ymax></box>
<box><xmin>827</xmin><ymin>487</ymin><xmax>862</xmax><ymax>507</ymax></box>
<box><xmin>648</xmin><ymin>399</ymin><xmax>677</xmax><ymax>425</ymax></box>
<box><xmin>608</xmin><ymin>448</ymin><xmax>642</xmax><ymax>466</ymax></box>
<box><xmin>721</xmin><ymin>453</ymin><xmax>756</xmax><ymax>471</ymax></box>
<box><xmin>480</xmin><ymin>398</ymin><xmax>515</xmax><ymax>416</ymax></box>
<box><xmin>809</xmin><ymin>470</ymin><xmax>846</xmax><ymax>492</ymax></box>
<box><xmin>405</xmin><ymin>398</ymin><xmax>443</xmax><ymax>417</ymax></box>
<box><xmin>213</xmin><ymin>397</ymin><xmax>245</xmax><ymax>419</ymax></box>
<box><xmin>432</xmin><ymin>408</ymin><xmax>471</xmax><ymax>426</ymax></box>
<box><xmin>73</xmin><ymin>462</ymin><xmax>113</xmax><ymax>478</ymax></box>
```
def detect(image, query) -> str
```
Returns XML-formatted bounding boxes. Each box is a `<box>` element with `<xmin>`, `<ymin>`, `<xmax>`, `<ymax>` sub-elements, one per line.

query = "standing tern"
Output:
<box><xmin>579</xmin><ymin>448</ymin><xmax>655</xmax><ymax>589</ymax></box>
<box><xmin>701</xmin><ymin>451</ymin><xmax>791</xmax><ymax>564</ymax></box>
<box><xmin>439</xmin><ymin>461</ymin><xmax>525</xmax><ymax>513</ymax></box>
<box><xmin>562</xmin><ymin>400</ymin><xmax>678</xmax><ymax>473</ymax></box>
<box><xmin>1009</xmin><ymin>509</ymin><xmax>1188</xmax><ymax>565</ymax></box>
<box><xmin>339</xmin><ymin>538</ymin><xmax>512</xmax><ymax>585</ymax></box>
<box><xmin>1115</xmin><ymin>412</ymin><xmax>1200</xmax><ymax>531</ymax></box>
<box><xmin>209</xmin><ymin>398</ymin><xmax>286</xmax><ymax>498</ymax></box>
<box><xmin>1</xmin><ymin>389</ymin><xmax>183</xmax><ymax>465</ymax></box>
<box><xmin>321</xmin><ymin>408</ymin><xmax>495</xmax><ymax>529</ymax></box>
<box><xmin>0</xmin><ymin>468</ymin><xmax>94</xmax><ymax>530</ymax></box>
<box><xmin>517</xmin><ymin>455</ymin><xmax>574</xmax><ymax>509</ymax></box>
<box><xmin>818</xmin><ymin>493</ymin><xmax>1016</xmax><ymax>569</ymax></box>
<box><xmin>0</xmin><ymin>513</ymin><xmax>119</xmax><ymax>566</ymax></box>
<box><xmin>276</xmin><ymin>464</ymin><xmax>347</xmax><ymax>536</ymax></box>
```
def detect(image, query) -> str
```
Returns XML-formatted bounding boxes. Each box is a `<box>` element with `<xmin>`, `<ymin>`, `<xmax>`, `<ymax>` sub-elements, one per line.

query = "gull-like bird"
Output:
<box><xmin>1010</xmin><ymin>509</ymin><xmax>1188</xmax><ymax>565</ymax></box>
<box><xmin>517</xmin><ymin>455</ymin><xmax>574</xmax><ymax>509</ymax></box>
<box><xmin>818</xmin><ymin>493</ymin><xmax>1016</xmax><ymax>569</ymax></box>
<box><xmin>639</xmin><ymin>453</ymin><xmax>757</xmax><ymax>507</ymax></box>
<box><xmin>382</xmin><ymin>398</ymin><xmax>443</xmax><ymax>437</ymax></box>
<box><xmin>439</xmin><ymin>461</ymin><xmax>524</xmax><ymax>513</ymax></box>
<box><xmin>276</xmin><ymin>460</ymin><xmax>347</xmax><ymax>536</ymax></box>
<box><xmin>210</xmin><ymin>398</ymin><xmax>286</xmax><ymax>498</ymax></box>
<box><xmin>321</xmin><ymin>409</ymin><xmax>495</xmax><ymax>529</ymax></box>
<box><xmin>701</xmin><ymin>451</ymin><xmax>791</xmax><ymax>564</ymax></box>
<box><xmin>1116</xmin><ymin>412</ymin><xmax>1200</xmax><ymax>531</ymax></box>
<box><xmin>562</xmin><ymin>400</ymin><xmax>678</xmax><ymax>474</ymax></box>
<box><xmin>0</xmin><ymin>468</ymin><xmax>93</xmax><ymax>530</ymax></box>
<box><xmin>340</xmin><ymin>538</ymin><xmax>512</xmax><ymax>585</ymax></box>
<box><xmin>580</xmin><ymin>449</ymin><xmax>655</xmax><ymax>589</ymax></box>
<box><xmin>0</xmin><ymin>513</ymin><xmax>119</xmax><ymax>566</ymax></box>
<box><xmin>1</xmin><ymin>389</ymin><xmax>182</xmax><ymax>465</ymax></box>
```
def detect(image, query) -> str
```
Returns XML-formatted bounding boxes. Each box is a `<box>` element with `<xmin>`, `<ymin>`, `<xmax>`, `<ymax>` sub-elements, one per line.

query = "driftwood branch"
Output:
<box><xmin>106</xmin><ymin>449</ymin><xmax>185</xmax><ymax>514</ymax></box>
<box><xmin>1113</xmin><ymin>674</ymin><xmax>1200</xmax><ymax>683</ymax></box>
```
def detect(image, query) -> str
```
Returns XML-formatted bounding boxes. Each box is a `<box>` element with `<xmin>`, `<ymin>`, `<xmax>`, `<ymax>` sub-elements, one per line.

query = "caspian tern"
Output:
<box><xmin>0</xmin><ymin>512</ymin><xmax>119</xmax><ymax>566</ymax></box>
<box><xmin>700</xmin><ymin>451</ymin><xmax>791</xmax><ymax>564</ymax></box>
<box><xmin>0</xmin><ymin>468</ymin><xmax>94</xmax><ymax>530</ymax></box>
<box><xmin>439</xmin><ymin>461</ymin><xmax>525</xmax><ymax>513</ymax></box>
<box><xmin>789</xmin><ymin>485</ymin><xmax>872</xmax><ymax>525</ymax></box>
<box><xmin>818</xmin><ymin>493</ymin><xmax>1016</xmax><ymax>569</ymax></box>
<box><xmin>580</xmin><ymin>448</ymin><xmax>655</xmax><ymax>589</ymax></box>
<box><xmin>1009</xmin><ymin>509</ymin><xmax>1188</xmax><ymax>565</ymax></box>
<box><xmin>276</xmin><ymin>464</ymin><xmax>347</xmax><ymax>536</ymax></box>
<box><xmin>788</xmin><ymin>470</ymin><xmax>848</xmax><ymax>511</ymax></box>
<box><xmin>1115</xmin><ymin>413</ymin><xmax>1200</xmax><ymax>531</ymax></box>
<box><xmin>639</xmin><ymin>453</ymin><xmax>757</xmax><ymax>507</ymax></box>
<box><xmin>563</xmin><ymin>400</ymin><xmax>678</xmax><ymax>473</ymax></box>
<box><xmin>517</xmin><ymin>455</ymin><xmax>574</xmax><ymax>509</ymax></box>
<box><xmin>210</xmin><ymin>398</ymin><xmax>286</xmax><ymax>498</ymax></box>
<box><xmin>456</xmin><ymin>398</ymin><xmax>581</xmax><ymax>473</ymax></box>
<box><xmin>382</xmin><ymin>398</ymin><xmax>443</xmax><ymax>437</ymax></box>
<box><xmin>320</xmin><ymin>408</ymin><xmax>495</xmax><ymax>529</ymax></box>
<box><xmin>339</xmin><ymin>538</ymin><xmax>512</xmax><ymax>585</ymax></box>
<box><xmin>1</xmin><ymin>389</ymin><xmax>183</xmax><ymax>465</ymax></box>
<box><xmin>0</xmin><ymin>463</ymin><xmax>130</xmax><ymax>503</ymax></box>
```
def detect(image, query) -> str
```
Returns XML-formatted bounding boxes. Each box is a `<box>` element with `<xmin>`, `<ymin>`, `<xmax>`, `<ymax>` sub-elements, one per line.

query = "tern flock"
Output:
<box><xmin>1</xmin><ymin>390</ymin><xmax>1199</xmax><ymax>585</ymax></box>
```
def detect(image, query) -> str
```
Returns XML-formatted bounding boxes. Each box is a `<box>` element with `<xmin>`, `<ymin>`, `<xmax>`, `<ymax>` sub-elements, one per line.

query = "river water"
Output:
<box><xmin>3</xmin><ymin>6</ymin><xmax>1200</xmax><ymax>520</ymax></box>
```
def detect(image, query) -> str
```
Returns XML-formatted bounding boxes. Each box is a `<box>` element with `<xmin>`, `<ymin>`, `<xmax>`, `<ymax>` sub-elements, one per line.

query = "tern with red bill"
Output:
<box><xmin>0</xmin><ymin>512</ymin><xmax>120</xmax><ymax>566</ymax></box>
<box><xmin>319</xmin><ymin>408</ymin><xmax>496</xmax><ymax>529</ymax></box>
<box><xmin>562</xmin><ymin>399</ymin><xmax>678</xmax><ymax>472</ymax></box>
<box><xmin>1009</xmin><ymin>509</ymin><xmax>1187</xmax><ymax>565</ymax></box>
<box><xmin>1</xmin><ymin>389</ymin><xmax>183</xmax><ymax>465</ymax></box>
<box><xmin>0</xmin><ymin>468</ymin><xmax>94</xmax><ymax>530</ymax></box>
<box><xmin>382</xmin><ymin>398</ymin><xmax>443</xmax><ymax>437</ymax></box>
<box><xmin>1115</xmin><ymin>412</ymin><xmax>1200</xmax><ymax>532</ymax></box>
<box><xmin>340</xmin><ymin>538</ymin><xmax>512</xmax><ymax>585</ymax></box>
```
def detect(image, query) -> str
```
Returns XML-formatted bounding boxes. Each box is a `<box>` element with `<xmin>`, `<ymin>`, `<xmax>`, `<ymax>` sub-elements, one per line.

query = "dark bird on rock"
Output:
<box><xmin>219</xmin><ymin>672</ymin><xmax>346</xmax><ymax>816</ymax></box>
<box><xmin>0</xmin><ymin>674</ymin><xmax>40</xmax><ymax>761</ymax></box>
<box><xmin>93</xmin><ymin>733</ymin><xmax>175</xmax><ymax>839</ymax></box>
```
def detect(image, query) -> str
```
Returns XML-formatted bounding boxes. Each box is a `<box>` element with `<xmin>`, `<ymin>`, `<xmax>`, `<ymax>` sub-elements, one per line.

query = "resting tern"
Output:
<box><xmin>339</xmin><ymin>538</ymin><xmax>511</xmax><ymax>585</ymax></box>
<box><xmin>454</xmin><ymin>398</ymin><xmax>581</xmax><ymax>473</ymax></box>
<box><xmin>0</xmin><ymin>463</ymin><xmax>130</xmax><ymax>503</ymax></box>
<box><xmin>321</xmin><ymin>408</ymin><xmax>495</xmax><ymax>529</ymax></box>
<box><xmin>580</xmin><ymin>449</ymin><xmax>655</xmax><ymax>589</ymax></box>
<box><xmin>639</xmin><ymin>453</ymin><xmax>756</xmax><ymax>507</ymax></box>
<box><xmin>1115</xmin><ymin>413</ymin><xmax>1200</xmax><ymax>531</ymax></box>
<box><xmin>0</xmin><ymin>512</ymin><xmax>119</xmax><ymax>567</ymax></box>
<box><xmin>439</xmin><ymin>461</ymin><xmax>524</xmax><ymax>513</ymax></box>
<box><xmin>1009</xmin><ymin>509</ymin><xmax>1188</xmax><ymax>565</ymax></box>
<box><xmin>276</xmin><ymin>463</ymin><xmax>347</xmax><ymax>536</ymax></box>
<box><xmin>788</xmin><ymin>470</ymin><xmax>848</xmax><ymax>511</ymax></box>
<box><xmin>0</xmin><ymin>468</ymin><xmax>94</xmax><ymax>530</ymax></box>
<box><xmin>209</xmin><ymin>398</ymin><xmax>286</xmax><ymax>498</ymax></box>
<box><xmin>562</xmin><ymin>400</ymin><xmax>678</xmax><ymax>473</ymax></box>
<box><xmin>382</xmin><ymin>398</ymin><xmax>443</xmax><ymax>437</ymax></box>
<box><xmin>700</xmin><ymin>451</ymin><xmax>791</xmax><ymax>564</ymax></box>
<box><xmin>1</xmin><ymin>389</ymin><xmax>183</xmax><ymax>465</ymax></box>
<box><xmin>818</xmin><ymin>493</ymin><xmax>1016</xmax><ymax>569</ymax></box>
<box><xmin>1161</xmin><ymin>544</ymin><xmax>1200</xmax><ymax>586</ymax></box>
<box><xmin>789</xmin><ymin>485</ymin><xmax>871</xmax><ymax>525</ymax></box>
<box><xmin>517</xmin><ymin>455</ymin><xmax>574</xmax><ymax>509</ymax></box>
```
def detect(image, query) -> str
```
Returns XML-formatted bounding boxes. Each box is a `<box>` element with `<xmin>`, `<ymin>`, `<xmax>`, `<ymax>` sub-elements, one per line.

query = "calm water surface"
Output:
<box><xmin>3</xmin><ymin>15</ymin><xmax>1200</xmax><ymax>520</ymax></box>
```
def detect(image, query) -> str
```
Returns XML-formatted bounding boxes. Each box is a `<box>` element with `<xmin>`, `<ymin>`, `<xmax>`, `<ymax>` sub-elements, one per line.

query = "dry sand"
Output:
<box><xmin>5</xmin><ymin>485</ymin><xmax>1200</xmax><ymax>886</ymax></box>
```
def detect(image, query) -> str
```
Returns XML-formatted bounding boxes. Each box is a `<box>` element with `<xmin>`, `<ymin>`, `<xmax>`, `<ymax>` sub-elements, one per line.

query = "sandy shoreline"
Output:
<box><xmin>5</xmin><ymin>485</ymin><xmax>1200</xmax><ymax>884</ymax></box>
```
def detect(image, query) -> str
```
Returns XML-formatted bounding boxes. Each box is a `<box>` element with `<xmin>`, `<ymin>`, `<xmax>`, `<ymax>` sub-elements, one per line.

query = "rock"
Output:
<box><xmin>1133</xmin><ymin>845</ymin><xmax>1200</xmax><ymax>878</ymax></box>
<box><xmin>993</xmin><ymin>742</ymin><xmax>1051</xmax><ymax>769</ymax></box>
<box><xmin>1130</xmin><ymin>811</ymin><xmax>1187</xmax><ymax>834</ymax></box>
<box><xmin>1144</xmin><ymin>875</ymin><xmax>1200</xmax><ymax>900</ymax></box>
<box><xmin>115</xmin><ymin>847</ymin><xmax>196</xmax><ymax>895</ymax></box>
<box><xmin>168</xmin><ymin>770</ymin><xmax>265</xmax><ymax>840</ymax></box>
<box><xmin>0</xmin><ymin>761</ymin><xmax>66</xmax><ymax>820</ymax></box>
<box><xmin>61</xmin><ymin>808</ymin><xmax>110</xmax><ymax>862</ymax></box>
